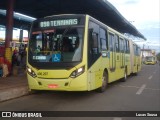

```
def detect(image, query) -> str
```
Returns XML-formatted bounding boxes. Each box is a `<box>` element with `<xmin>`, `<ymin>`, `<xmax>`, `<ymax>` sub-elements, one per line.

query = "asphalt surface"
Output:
<box><xmin>0</xmin><ymin>64</ymin><xmax>159</xmax><ymax>120</ymax></box>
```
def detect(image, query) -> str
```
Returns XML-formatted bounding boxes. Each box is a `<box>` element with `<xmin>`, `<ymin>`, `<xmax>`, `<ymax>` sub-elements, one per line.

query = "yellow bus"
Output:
<box><xmin>144</xmin><ymin>56</ymin><xmax>157</xmax><ymax>65</ymax></box>
<box><xmin>27</xmin><ymin>14</ymin><xmax>141</xmax><ymax>92</ymax></box>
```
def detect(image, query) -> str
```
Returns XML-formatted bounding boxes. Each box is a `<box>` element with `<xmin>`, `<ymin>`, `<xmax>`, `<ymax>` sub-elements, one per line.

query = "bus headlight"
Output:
<box><xmin>70</xmin><ymin>66</ymin><xmax>85</xmax><ymax>78</ymax></box>
<box><xmin>27</xmin><ymin>66</ymin><xmax>37</xmax><ymax>78</ymax></box>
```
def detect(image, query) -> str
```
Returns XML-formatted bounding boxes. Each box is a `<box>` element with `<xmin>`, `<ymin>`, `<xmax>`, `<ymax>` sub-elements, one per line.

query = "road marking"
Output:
<box><xmin>136</xmin><ymin>84</ymin><xmax>146</xmax><ymax>95</ymax></box>
<box><xmin>148</xmin><ymin>76</ymin><xmax>152</xmax><ymax>80</ymax></box>
<box><xmin>118</xmin><ymin>85</ymin><xmax>140</xmax><ymax>89</ymax></box>
<box><xmin>145</xmin><ymin>88</ymin><xmax>160</xmax><ymax>91</ymax></box>
<box><xmin>113</xmin><ymin>118</ymin><xmax>122</xmax><ymax>120</ymax></box>
<box><xmin>118</xmin><ymin>85</ymin><xmax>160</xmax><ymax>91</ymax></box>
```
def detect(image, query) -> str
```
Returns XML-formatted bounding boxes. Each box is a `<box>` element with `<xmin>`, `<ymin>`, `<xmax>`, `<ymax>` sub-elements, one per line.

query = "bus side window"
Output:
<box><xmin>119</xmin><ymin>38</ymin><xmax>124</xmax><ymax>53</ymax></box>
<box><xmin>115</xmin><ymin>35</ymin><xmax>119</xmax><ymax>52</ymax></box>
<box><xmin>136</xmin><ymin>46</ymin><xmax>140</xmax><ymax>56</ymax></box>
<box><xmin>109</xmin><ymin>33</ymin><xmax>114</xmax><ymax>51</ymax></box>
<box><xmin>126</xmin><ymin>40</ymin><xmax>130</xmax><ymax>53</ymax></box>
<box><xmin>89</xmin><ymin>20</ymin><xmax>101</xmax><ymax>54</ymax></box>
<box><xmin>124</xmin><ymin>39</ymin><xmax>127</xmax><ymax>53</ymax></box>
<box><xmin>92</xmin><ymin>32</ymin><xmax>98</xmax><ymax>54</ymax></box>
<box><xmin>133</xmin><ymin>45</ymin><xmax>136</xmax><ymax>55</ymax></box>
<box><xmin>124</xmin><ymin>39</ymin><xmax>129</xmax><ymax>53</ymax></box>
<box><xmin>100</xmin><ymin>28</ymin><xmax>107</xmax><ymax>51</ymax></box>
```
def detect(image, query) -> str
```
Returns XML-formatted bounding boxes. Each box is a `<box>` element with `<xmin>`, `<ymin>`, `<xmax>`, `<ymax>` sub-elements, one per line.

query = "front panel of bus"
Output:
<box><xmin>27</xmin><ymin>15</ymin><xmax>89</xmax><ymax>91</ymax></box>
<box><xmin>145</xmin><ymin>56</ymin><xmax>156</xmax><ymax>65</ymax></box>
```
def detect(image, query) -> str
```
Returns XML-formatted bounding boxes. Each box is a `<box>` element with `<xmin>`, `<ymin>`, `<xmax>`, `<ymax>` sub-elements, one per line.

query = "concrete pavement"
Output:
<box><xmin>0</xmin><ymin>68</ymin><xmax>29</xmax><ymax>102</ymax></box>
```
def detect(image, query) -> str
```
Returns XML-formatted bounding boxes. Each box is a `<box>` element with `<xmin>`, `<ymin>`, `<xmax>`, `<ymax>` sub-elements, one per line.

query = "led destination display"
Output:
<box><xmin>40</xmin><ymin>19</ymin><xmax>78</xmax><ymax>28</ymax></box>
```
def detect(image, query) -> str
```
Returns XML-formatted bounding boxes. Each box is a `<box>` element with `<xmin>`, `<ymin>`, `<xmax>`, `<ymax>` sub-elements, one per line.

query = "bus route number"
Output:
<box><xmin>37</xmin><ymin>72</ymin><xmax>48</xmax><ymax>76</ymax></box>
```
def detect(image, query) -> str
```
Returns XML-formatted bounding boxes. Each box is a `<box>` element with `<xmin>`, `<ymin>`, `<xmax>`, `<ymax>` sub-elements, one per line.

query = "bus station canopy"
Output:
<box><xmin>0</xmin><ymin>0</ymin><xmax>146</xmax><ymax>40</ymax></box>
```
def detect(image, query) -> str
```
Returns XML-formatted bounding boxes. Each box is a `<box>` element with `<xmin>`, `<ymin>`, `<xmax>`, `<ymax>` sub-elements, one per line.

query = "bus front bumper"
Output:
<box><xmin>27</xmin><ymin>73</ymin><xmax>88</xmax><ymax>91</ymax></box>
<box><xmin>145</xmin><ymin>62</ymin><xmax>155</xmax><ymax>65</ymax></box>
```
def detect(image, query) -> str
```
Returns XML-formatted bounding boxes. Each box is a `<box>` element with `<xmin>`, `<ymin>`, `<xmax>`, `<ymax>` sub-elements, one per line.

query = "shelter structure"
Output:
<box><xmin>0</xmin><ymin>0</ymin><xmax>146</xmax><ymax>40</ymax></box>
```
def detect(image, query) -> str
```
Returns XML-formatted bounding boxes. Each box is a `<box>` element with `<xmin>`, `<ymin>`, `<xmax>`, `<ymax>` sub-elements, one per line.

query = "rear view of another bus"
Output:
<box><xmin>144</xmin><ymin>56</ymin><xmax>157</xmax><ymax>65</ymax></box>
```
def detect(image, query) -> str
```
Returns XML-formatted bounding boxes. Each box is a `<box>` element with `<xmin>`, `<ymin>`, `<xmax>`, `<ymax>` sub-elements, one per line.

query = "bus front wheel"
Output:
<box><xmin>97</xmin><ymin>71</ymin><xmax>108</xmax><ymax>93</ymax></box>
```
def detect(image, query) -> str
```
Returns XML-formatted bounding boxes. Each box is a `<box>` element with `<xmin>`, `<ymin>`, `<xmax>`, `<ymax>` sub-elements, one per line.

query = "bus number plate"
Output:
<box><xmin>37</xmin><ymin>72</ymin><xmax>48</xmax><ymax>76</ymax></box>
<box><xmin>48</xmin><ymin>84</ymin><xmax>58</xmax><ymax>88</ymax></box>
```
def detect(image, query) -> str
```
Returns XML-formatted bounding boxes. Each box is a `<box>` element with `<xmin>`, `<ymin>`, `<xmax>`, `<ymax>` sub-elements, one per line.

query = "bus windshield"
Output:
<box><xmin>28</xmin><ymin>27</ymin><xmax>84</xmax><ymax>66</ymax></box>
<box><xmin>145</xmin><ymin>56</ymin><xmax>154</xmax><ymax>61</ymax></box>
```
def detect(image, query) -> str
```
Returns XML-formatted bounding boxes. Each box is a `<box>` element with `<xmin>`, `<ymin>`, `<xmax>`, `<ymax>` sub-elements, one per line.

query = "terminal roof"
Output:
<box><xmin>0</xmin><ymin>0</ymin><xmax>146</xmax><ymax>40</ymax></box>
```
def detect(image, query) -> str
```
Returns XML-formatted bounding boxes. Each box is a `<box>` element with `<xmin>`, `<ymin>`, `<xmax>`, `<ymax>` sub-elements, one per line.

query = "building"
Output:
<box><xmin>141</xmin><ymin>49</ymin><xmax>156</xmax><ymax>62</ymax></box>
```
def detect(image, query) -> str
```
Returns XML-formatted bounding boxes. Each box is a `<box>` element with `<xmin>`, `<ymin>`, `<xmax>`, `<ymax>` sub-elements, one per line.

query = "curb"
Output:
<box><xmin>0</xmin><ymin>86</ymin><xmax>29</xmax><ymax>102</ymax></box>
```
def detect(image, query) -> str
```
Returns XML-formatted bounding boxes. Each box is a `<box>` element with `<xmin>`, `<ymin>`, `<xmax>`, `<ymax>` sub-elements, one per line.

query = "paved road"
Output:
<box><xmin>0</xmin><ymin>64</ymin><xmax>160</xmax><ymax>120</ymax></box>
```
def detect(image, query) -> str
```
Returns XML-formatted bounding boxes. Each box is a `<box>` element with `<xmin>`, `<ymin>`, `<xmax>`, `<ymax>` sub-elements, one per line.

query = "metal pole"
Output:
<box><xmin>4</xmin><ymin>0</ymin><xmax>15</xmax><ymax>73</ymax></box>
<box><xmin>5</xmin><ymin>0</ymin><xmax>15</xmax><ymax>48</ymax></box>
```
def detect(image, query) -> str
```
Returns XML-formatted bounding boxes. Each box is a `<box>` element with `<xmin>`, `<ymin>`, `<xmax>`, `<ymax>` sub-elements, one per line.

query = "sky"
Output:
<box><xmin>107</xmin><ymin>0</ymin><xmax>160</xmax><ymax>53</ymax></box>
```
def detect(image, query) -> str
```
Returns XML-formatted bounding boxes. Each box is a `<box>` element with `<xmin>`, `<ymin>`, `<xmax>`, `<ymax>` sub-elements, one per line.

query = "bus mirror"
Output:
<box><xmin>102</xmin><ymin>51</ymin><xmax>107</xmax><ymax>57</ymax></box>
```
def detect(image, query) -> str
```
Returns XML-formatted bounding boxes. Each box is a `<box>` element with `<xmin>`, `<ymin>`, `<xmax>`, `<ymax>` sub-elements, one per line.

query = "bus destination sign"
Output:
<box><xmin>40</xmin><ymin>19</ymin><xmax>78</xmax><ymax>28</ymax></box>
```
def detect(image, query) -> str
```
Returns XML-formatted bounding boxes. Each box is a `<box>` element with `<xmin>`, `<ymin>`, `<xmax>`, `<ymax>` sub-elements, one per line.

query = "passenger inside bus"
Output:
<box><xmin>35</xmin><ymin>45</ymin><xmax>41</xmax><ymax>54</ymax></box>
<box><xmin>62</xmin><ymin>37</ymin><xmax>73</xmax><ymax>52</ymax></box>
<box><xmin>72</xmin><ymin>38</ymin><xmax>81</xmax><ymax>61</ymax></box>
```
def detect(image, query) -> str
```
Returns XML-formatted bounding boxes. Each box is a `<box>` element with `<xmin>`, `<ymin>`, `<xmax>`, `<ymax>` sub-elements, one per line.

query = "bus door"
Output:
<box><xmin>88</xmin><ymin>21</ymin><xmax>101</xmax><ymax>90</ymax></box>
<box><xmin>133</xmin><ymin>44</ymin><xmax>137</xmax><ymax>67</ymax></box>
<box><xmin>120</xmin><ymin>38</ymin><xmax>125</xmax><ymax>68</ymax></box>
<box><xmin>129</xmin><ymin>40</ymin><xmax>134</xmax><ymax>73</ymax></box>
<box><xmin>109</xmin><ymin>33</ymin><xmax>116</xmax><ymax>72</ymax></box>
<box><xmin>115</xmin><ymin>35</ymin><xmax>119</xmax><ymax>69</ymax></box>
<box><xmin>107</xmin><ymin>33</ymin><xmax>116</xmax><ymax>81</ymax></box>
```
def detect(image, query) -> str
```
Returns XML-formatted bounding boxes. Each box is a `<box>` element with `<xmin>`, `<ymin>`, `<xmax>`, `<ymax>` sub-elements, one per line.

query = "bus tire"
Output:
<box><xmin>121</xmin><ymin>68</ymin><xmax>127</xmax><ymax>82</ymax></box>
<box><xmin>97</xmin><ymin>71</ymin><xmax>108</xmax><ymax>93</ymax></box>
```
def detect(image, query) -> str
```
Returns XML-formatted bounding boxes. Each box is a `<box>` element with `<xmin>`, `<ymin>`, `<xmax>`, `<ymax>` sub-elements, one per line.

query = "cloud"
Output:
<box><xmin>124</xmin><ymin>0</ymin><xmax>139</xmax><ymax>4</ymax></box>
<box><xmin>107</xmin><ymin>0</ymin><xmax>160</xmax><ymax>53</ymax></box>
<box><xmin>139</xmin><ymin>27</ymin><xmax>160</xmax><ymax>41</ymax></box>
<box><xmin>135</xmin><ymin>41</ymin><xmax>160</xmax><ymax>53</ymax></box>
<box><xmin>108</xmin><ymin>0</ymin><xmax>159</xmax><ymax>24</ymax></box>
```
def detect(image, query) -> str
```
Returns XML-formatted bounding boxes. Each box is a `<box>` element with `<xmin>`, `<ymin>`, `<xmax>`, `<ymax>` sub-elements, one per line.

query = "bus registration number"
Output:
<box><xmin>37</xmin><ymin>72</ymin><xmax>48</xmax><ymax>76</ymax></box>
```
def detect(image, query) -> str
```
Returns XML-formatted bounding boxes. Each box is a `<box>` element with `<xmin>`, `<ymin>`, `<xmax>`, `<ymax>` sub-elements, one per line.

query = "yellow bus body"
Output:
<box><xmin>27</xmin><ymin>15</ymin><xmax>141</xmax><ymax>91</ymax></box>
